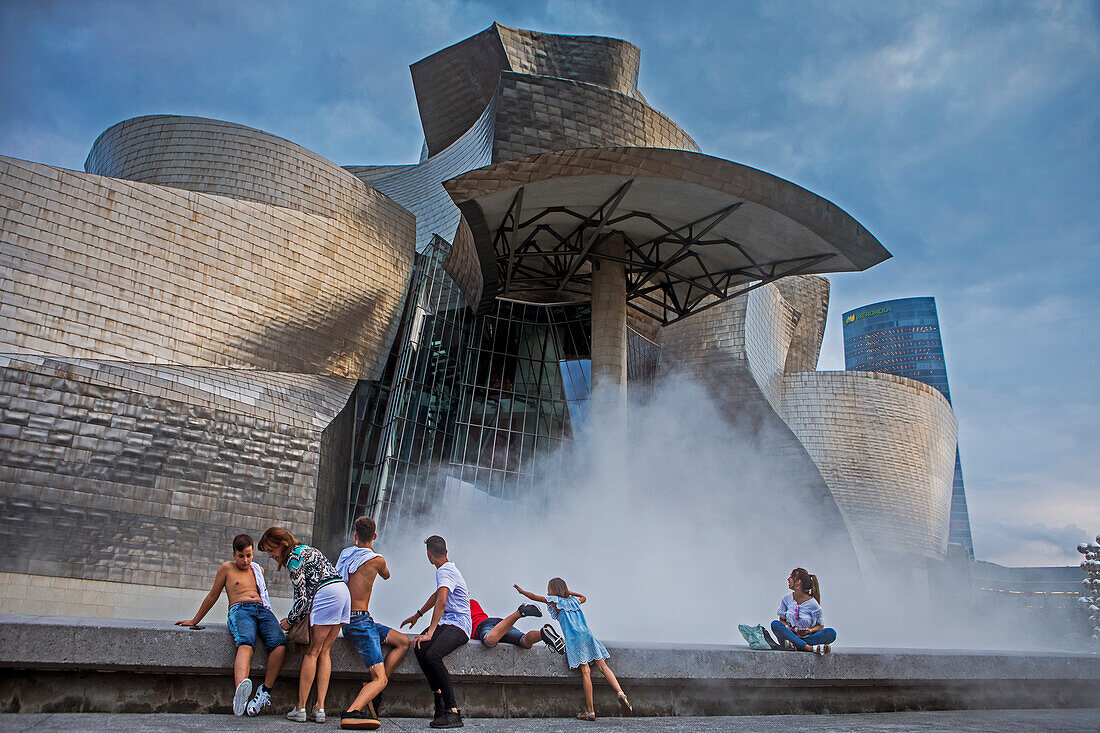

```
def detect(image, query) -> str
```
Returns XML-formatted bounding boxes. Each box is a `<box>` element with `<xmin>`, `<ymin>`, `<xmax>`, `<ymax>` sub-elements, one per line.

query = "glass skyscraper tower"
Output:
<box><xmin>842</xmin><ymin>297</ymin><xmax>975</xmax><ymax>559</ymax></box>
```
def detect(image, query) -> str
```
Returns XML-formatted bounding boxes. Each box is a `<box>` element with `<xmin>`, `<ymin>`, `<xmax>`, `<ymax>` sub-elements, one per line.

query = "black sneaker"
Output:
<box><xmin>761</xmin><ymin>628</ymin><xmax>781</xmax><ymax>650</ymax></box>
<box><xmin>518</xmin><ymin>603</ymin><xmax>542</xmax><ymax>618</ymax></box>
<box><xmin>541</xmin><ymin>624</ymin><xmax>566</xmax><ymax>654</ymax></box>
<box><xmin>339</xmin><ymin>708</ymin><xmax>381</xmax><ymax>730</ymax></box>
<box><xmin>429</xmin><ymin>710</ymin><xmax>464</xmax><ymax>728</ymax></box>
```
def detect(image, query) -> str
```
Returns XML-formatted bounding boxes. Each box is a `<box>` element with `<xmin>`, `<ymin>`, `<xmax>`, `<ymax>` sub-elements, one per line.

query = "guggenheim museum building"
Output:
<box><xmin>0</xmin><ymin>24</ymin><xmax>959</xmax><ymax>616</ymax></box>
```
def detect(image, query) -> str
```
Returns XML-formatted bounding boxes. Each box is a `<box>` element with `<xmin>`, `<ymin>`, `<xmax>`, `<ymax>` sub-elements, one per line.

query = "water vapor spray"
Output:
<box><xmin>363</xmin><ymin>373</ymin><xmax>1058</xmax><ymax>651</ymax></box>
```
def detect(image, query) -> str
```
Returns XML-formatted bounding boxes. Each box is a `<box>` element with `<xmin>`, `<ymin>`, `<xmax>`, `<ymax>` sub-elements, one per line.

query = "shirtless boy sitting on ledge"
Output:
<box><xmin>177</xmin><ymin>533</ymin><xmax>286</xmax><ymax>717</ymax></box>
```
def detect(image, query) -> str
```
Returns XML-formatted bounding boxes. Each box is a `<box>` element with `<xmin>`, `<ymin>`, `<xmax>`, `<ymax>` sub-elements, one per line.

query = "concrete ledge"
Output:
<box><xmin>2</xmin><ymin>615</ymin><xmax>1098</xmax><ymax>716</ymax></box>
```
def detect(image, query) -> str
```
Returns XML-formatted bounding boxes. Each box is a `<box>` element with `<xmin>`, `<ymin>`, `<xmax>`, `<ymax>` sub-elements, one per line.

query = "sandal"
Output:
<box><xmin>577</xmin><ymin>711</ymin><xmax>596</xmax><ymax>721</ymax></box>
<box><xmin>617</xmin><ymin>691</ymin><xmax>633</xmax><ymax>715</ymax></box>
<box><xmin>812</xmin><ymin>644</ymin><xmax>831</xmax><ymax>655</ymax></box>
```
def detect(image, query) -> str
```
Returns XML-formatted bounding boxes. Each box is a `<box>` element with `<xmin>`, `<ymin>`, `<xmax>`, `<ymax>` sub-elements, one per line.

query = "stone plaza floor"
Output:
<box><xmin>1</xmin><ymin>710</ymin><xmax>1098</xmax><ymax>732</ymax></box>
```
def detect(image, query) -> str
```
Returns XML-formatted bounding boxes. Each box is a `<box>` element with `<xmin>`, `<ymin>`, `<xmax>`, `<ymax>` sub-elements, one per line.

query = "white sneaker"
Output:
<box><xmin>286</xmin><ymin>707</ymin><xmax>307</xmax><ymax>722</ymax></box>
<box><xmin>232</xmin><ymin>679</ymin><xmax>252</xmax><ymax>716</ymax></box>
<box><xmin>309</xmin><ymin>708</ymin><xmax>326</xmax><ymax>723</ymax></box>
<box><xmin>246</xmin><ymin>686</ymin><xmax>271</xmax><ymax>716</ymax></box>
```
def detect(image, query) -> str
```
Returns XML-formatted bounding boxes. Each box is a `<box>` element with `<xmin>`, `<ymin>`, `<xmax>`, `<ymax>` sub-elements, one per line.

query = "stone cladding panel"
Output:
<box><xmin>310</xmin><ymin>393</ymin><xmax>355</xmax><ymax>559</ymax></box>
<box><xmin>85</xmin><ymin>116</ymin><xmax>377</xmax><ymax>220</ymax></box>
<box><xmin>411</xmin><ymin>23</ymin><xmax>644</xmax><ymax>157</ymax></box>
<box><xmin>347</xmin><ymin>95</ymin><xmax>496</xmax><ymax>254</ymax></box>
<box><xmin>779</xmin><ymin>371</ymin><xmax>957</xmax><ymax>561</ymax></box>
<box><xmin>411</xmin><ymin>25</ymin><xmax>511</xmax><ymax>157</ymax></box>
<box><xmin>0</xmin><ymin>567</ymin><xmax>290</xmax><ymax>620</ymax></box>
<box><xmin>0</xmin><ymin>155</ymin><xmax>414</xmax><ymax>381</ymax></box>
<box><xmin>492</xmin><ymin>73</ymin><xmax>699</xmax><ymax>162</ymax></box>
<box><xmin>744</xmin><ymin>285</ymin><xmax>799</xmax><ymax>412</ymax></box>
<box><xmin>773</xmin><ymin>275</ymin><xmax>830</xmax><ymax>373</ymax></box>
<box><xmin>442</xmin><ymin>219</ymin><xmax>482</xmax><ymax>310</ymax></box>
<box><xmin>0</xmin><ymin>571</ymin><xmax>289</xmax><ymax>620</ymax></box>
<box><xmin>495</xmin><ymin>25</ymin><xmax>640</xmax><ymax>99</ymax></box>
<box><xmin>659</xmin><ymin>287</ymin><xmax>857</xmax><ymax>563</ymax></box>
<box><xmin>0</xmin><ymin>355</ymin><xmax>354</xmax><ymax>597</ymax></box>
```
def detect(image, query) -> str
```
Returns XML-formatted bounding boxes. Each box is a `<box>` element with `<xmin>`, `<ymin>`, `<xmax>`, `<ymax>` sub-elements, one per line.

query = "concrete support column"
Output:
<box><xmin>590</xmin><ymin>236</ymin><xmax>628</xmax><ymax>402</ymax></box>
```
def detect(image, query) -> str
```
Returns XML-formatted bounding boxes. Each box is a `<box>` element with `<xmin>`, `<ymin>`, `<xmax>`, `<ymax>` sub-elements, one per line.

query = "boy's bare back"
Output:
<box><xmin>347</xmin><ymin>556</ymin><xmax>387</xmax><ymax>612</ymax></box>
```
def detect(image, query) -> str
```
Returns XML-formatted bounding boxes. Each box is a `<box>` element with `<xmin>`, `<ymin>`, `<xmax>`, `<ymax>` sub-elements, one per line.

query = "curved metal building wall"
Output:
<box><xmin>842</xmin><ymin>297</ymin><xmax>974</xmax><ymax>559</ymax></box>
<box><xmin>780</xmin><ymin>370</ymin><xmax>958</xmax><ymax>563</ymax></box>
<box><xmin>0</xmin><ymin>116</ymin><xmax>415</xmax><ymax>616</ymax></box>
<box><xmin>0</xmin><ymin>20</ymin><xmax>942</xmax><ymax>619</ymax></box>
<box><xmin>658</xmin><ymin>283</ymin><xmax>864</xmax><ymax>568</ymax></box>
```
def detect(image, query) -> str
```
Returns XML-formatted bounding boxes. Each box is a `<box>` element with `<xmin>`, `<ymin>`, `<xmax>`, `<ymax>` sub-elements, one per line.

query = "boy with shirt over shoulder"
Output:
<box><xmin>176</xmin><ymin>533</ymin><xmax>286</xmax><ymax>717</ymax></box>
<box><xmin>336</xmin><ymin>515</ymin><xmax>411</xmax><ymax>730</ymax></box>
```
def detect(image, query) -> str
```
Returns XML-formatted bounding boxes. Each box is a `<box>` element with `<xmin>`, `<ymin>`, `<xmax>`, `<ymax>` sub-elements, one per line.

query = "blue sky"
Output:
<box><xmin>2</xmin><ymin>0</ymin><xmax>1097</xmax><ymax>565</ymax></box>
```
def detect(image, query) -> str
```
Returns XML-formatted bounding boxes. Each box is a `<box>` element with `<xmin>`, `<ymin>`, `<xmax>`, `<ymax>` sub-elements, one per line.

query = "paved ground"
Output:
<box><xmin>1</xmin><ymin>710</ymin><xmax>1097</xmax><ymax>732</ymax></box>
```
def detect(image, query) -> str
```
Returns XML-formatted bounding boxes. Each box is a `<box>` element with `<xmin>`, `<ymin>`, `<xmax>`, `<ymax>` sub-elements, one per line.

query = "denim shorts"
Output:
<box><xmin>227</xmin><ymin>601</ymin><xmax>287</xmax><ymax>650</ymax></box>
<box><xmin>343</xmin><ymin>612</ymin><xmax>393</xmax><ymax>668</ymax></box>
<box><xmin>474</xmin><ymin>617</ymin><xmax>525</xmax><ymax>647</ymax></box>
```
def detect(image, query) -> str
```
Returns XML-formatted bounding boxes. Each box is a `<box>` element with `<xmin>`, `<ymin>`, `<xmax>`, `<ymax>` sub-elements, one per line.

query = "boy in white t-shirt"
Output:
<box><xmin>400</xmin><ymin>535</ymin><xmax>469</xmax><ymax>729</ymax></box>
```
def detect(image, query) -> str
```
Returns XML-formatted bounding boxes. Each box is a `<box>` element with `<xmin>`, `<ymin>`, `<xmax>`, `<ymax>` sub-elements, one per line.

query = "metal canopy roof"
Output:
<box><xmin>445</xmin><ymin>147</ymin><xmax>891</xmax><ymax>324</ymax></box>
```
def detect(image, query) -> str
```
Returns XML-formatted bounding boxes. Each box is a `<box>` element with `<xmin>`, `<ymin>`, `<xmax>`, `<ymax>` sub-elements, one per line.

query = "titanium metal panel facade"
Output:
<box><xmin>0</xmin><ymin>119</ymin><xmax>415</xmax><ymax>616</ymax></box>
<box><xmin>0</xmin><ymin>21</ymin><xmax>951</xmax><ymax>617</ymax></box>
<box><xmin>780</xmin><ymin>370</ymin><xmax>958</xmax><ymax>563</ymax></box>
<box><xmin>842</xmin><ymin>297</ymin><xmax>975</xmax><ymax>559</ymax></box>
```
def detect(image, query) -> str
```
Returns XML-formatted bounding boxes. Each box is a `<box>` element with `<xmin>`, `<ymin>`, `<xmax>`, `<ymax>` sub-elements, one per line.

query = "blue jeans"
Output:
<box><xmin>227</xmin><ymin>601</ymin><xmax>287</xmax><ymax>649</ymax></box>
<box><xmin>343</xmin><ymin>612</ymin><xmax>393</xmax><ymax>668</ymax></box>
<box><xmin>770</xmin><ymin>619</ymin><xmax>836</xmax><ymax>651</ymax></box>
<box><xmin>474</xmin><ymin>618</ymin><xmax>525</xmax><ymax>647</ymax></box>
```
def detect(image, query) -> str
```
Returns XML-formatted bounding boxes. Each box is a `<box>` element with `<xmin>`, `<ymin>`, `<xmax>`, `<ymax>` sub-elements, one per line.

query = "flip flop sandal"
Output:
<box><xmin>618</xmin><ymin>692</ymin><xmax>633</xmax><ymax>715</ymax></box>
<box><xmin>577</xmin><ymin>712</ymin><xmax>596</xmax><ymax>721</ymax></box>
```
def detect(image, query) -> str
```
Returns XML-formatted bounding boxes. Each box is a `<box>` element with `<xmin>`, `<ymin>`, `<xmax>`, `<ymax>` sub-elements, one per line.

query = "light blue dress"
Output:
<box><xmin>546</xmin><ymin>595</ymin><xmax>609</xmax><ymax>668</ymax></box>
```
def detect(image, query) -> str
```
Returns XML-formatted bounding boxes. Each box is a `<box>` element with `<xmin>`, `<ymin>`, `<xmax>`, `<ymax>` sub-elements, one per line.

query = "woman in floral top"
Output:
<box><xmin>258</xmin><ymin>527</ymin><xmax>350</xmax><ymax>724</ymax></box>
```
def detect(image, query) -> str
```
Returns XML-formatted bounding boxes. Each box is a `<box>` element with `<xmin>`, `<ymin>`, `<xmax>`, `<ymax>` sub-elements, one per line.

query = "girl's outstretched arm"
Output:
<box><xmin>570</xmin><ymin>591</ymin><xmax>587</xmax><ymax>603</ymax></box>
<box><xmin>514</xmin><ymin>584</ymin><xmax>548</xmax><ymax>603</ymax></box>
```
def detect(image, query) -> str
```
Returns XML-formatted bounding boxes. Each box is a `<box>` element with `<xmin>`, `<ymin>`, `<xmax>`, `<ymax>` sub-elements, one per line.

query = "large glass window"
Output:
<box><xmin>351</xmin><ymin>242</ymin><xmax>661</xmax><ymax>537</ymax></box>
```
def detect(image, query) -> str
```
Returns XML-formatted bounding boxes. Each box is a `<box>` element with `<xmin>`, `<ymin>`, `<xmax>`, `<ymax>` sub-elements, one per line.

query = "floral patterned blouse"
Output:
<box><xmin>286</xmin><ymin>544</ymin><xmax>341</xmax><ymax>625</ymax></box>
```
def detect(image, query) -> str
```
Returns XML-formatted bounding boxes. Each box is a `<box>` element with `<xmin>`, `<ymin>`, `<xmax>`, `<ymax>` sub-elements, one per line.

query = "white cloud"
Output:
<box><xmin>972</xmin><ymin>520</ymin><xmax>1092</xmax><ymax>566</ymax></box>
<box><xmin>794</xmin><ymin>3</ymin><xmax>1097</xmax><ymax>119</ymax></box>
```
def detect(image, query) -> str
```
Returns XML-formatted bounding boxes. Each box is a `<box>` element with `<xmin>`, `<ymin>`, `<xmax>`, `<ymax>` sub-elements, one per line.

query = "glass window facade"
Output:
<box><xmin>452</xmin><ymin>298</ymin><xmax>592</xmax><ymax>500</ymax></box>
<box><xmin>842</xmin><ymin>297</ymin><xmax>974</xmax><ymax>559</ymax></box>
<box><xmin>348</xmin><ymin>238</ymin><xmax>473</xmax><ymax>533</ymax></box>
<box><xmin>348</xmin><ymin>239</ymin><xmax>659</xmax><ymax>537</ymax></box>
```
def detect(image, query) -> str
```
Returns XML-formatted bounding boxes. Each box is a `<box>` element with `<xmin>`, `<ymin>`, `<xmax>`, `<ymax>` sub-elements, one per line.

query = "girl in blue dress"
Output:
<box><xmin>515</xmin><ymin>578</ymin><xmax>632</xmax><ymax>720</ymax></box>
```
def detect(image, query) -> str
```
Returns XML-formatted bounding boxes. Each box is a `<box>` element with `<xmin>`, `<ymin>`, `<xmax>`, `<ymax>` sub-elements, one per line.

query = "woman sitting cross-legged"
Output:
<box><xmin>769</xmin><ymin>567</ymin><xmax>837</xmax><ymax>655</ymax></box>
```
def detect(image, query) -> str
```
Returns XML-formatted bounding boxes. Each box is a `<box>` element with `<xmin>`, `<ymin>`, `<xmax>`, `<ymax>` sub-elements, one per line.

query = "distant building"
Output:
<box><xmin>971</xmin><ymin>562</ymin><xmax>1084</xmax><ymax>608</ymax></box>
<box><xmin>842</xmin><ymin>297</ymin><xmax>975</xmax><ymax>559</ymax></box>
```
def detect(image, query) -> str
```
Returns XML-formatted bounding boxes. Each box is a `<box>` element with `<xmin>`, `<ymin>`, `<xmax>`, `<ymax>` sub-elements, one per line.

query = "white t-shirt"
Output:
<box><xmin>335</xmin><ymin>546</ymin><xmax>379</xmax><ymax>582</ymax></box>
<box><xmin>777</xmin><ymin>593</ymin><xmax>823</xmax><ymax>629</ymax></box>
<box><xmin>435</xmin><ymin>561</ymin><xmax>471</xmax><ymax>636</ymax></box>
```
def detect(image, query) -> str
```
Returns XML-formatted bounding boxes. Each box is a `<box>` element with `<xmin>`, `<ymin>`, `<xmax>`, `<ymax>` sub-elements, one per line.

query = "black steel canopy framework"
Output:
<box><xmin>481</xmin><ymin>181</ymin><xmax>837</xmax><ymax>326</ymax></box>
<box><xmin>444</xmin><ymin>148</ymin><xmax>892</xmax><ymax>322</ymax></box>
